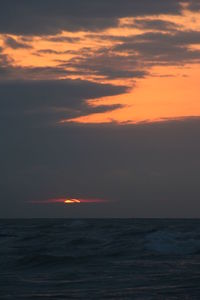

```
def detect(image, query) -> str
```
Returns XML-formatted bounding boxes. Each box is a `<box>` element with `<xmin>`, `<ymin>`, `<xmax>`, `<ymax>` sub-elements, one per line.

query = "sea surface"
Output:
<box><xmin>1</xmin><ymin>219</ymin><xmax>200</xmax><ymax>299</ymax></box>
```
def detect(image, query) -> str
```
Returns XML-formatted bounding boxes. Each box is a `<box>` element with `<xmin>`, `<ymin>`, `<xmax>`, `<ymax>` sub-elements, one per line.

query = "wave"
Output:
<box><xmin>145</xmin><ymin>230</ymin><xmax>200</xmax><ymax>255</ymax></box>
<box><xmin>17</xmin><ymin>253</ymin><xmax>93</xmax><ymax>268</ymax></box>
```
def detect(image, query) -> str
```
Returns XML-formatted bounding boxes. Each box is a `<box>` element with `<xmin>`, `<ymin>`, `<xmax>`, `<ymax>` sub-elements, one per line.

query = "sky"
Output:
<box><xmin>1</xmin><ymin>0</ymin><xmax>200</xmax><ymax>217</ymax></box>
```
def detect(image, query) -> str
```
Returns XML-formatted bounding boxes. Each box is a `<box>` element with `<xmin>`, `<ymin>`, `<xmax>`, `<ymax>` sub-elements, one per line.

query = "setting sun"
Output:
<box><xmin>64</xmin><ymin>199</ymin><xmax>81</xmax><ymax>204</ymax></box>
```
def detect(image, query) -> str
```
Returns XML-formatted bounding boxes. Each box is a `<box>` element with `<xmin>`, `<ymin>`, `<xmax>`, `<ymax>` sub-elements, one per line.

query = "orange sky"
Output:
<box><xmin>69</xmin><ymin>64</ymin><xmax>200</xmax><ymax>124</ymax></box>
<box><xmin>1</xmin><ymin>7</ymin><xmax>200</xmax><ymax>125</ymax></box>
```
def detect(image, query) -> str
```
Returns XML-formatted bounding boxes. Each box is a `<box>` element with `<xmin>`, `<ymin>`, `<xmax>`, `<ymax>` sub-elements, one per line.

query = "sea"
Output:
<box><xmin>1</xmin><ymin>219</ymin><xmax>200</xmax><ymax>299</ymax></box>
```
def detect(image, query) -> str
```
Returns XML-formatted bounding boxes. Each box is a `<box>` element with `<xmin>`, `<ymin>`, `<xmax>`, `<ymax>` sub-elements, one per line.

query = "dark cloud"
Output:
<box><xmin>114</xmin><ymin>30</ymin><xmax>200</xmax><ymax>65</ymax></box>
<box><xmin>47</xmin><ymin>36</ymin><xmax>81</xmax><ymax>43</ymax></box>
<box><xmin>36</xmin><ymin>48</ymin><xmax>76</xmax><ymax>56</ymax></box>
<box><xmin>0</xmin><ymin>79</ymin><xmax>127</xmax><ymax>123</ymax></box>
<box><xmin>132</xmin><ymin>19</ymin><xmax>178</xmax><ymax>31</ymax></box>
<box><xmin>97</xmin><ymin>69</ymin><xmax>147</xmax><ymax>79</ymax></box>
<box><xmin>0</xmin><ymin>63</ymin><xmax>74</xmax><ymax>80</ymax></box>
<box><xmin>37</xmin><ymin>49</ymin><xmax>66</xmax><ymax>55</ymax></box>
<box><xmin>0</xmin><ymin>47</ymin><xmax>14</xmax><ymax>76</ymax></box>
<box><xmin>134</xmin><ymin>30</ymin><xmax>200</xmax><ymax>46</ymax></box>
<box><xmin>1</xmin><ymin>47</ymin><xmax>145</xmax><ymax>81</ymax></box>
<box><xmin>60</xmin><ymin>50</ymin><xmax>148</xmax><ymax>80</ymax></box>
<box><xmin>1</xmin><ymin>118</ymin><xmax>200</xmax><ymax>217</ymax></box>
<box><xmin>53</xmin><ymin>30</ymin><xmax>200</xmax><ymax>80</ymax></box>
<box><xmin>187</xmin><ymin>0</ymin><xmax>200</xmax><ymax>11</ymax></box>
<box><xmin>9</xmin><ymin>29</ymin><xmax>199</xmax><ymax>81</ymax></box>
<box><xmin>4</xmin><ymin>36</ymin><xmax>32</xmax><ymax>49</ymax></box>
<box><xmin>0</xmin><ymin>0</ymin><xmax>183</xmax><ymax>35</ymax></box>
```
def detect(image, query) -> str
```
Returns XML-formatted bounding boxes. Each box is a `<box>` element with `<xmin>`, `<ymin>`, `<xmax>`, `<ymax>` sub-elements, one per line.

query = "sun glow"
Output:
<box><xmin>64</xmin><ymin>199</ymin><xmax>81</xmax><ymax>204</ymax></box>
<box><xmin>29</xmin><ymin>197</ymin><xmax>106</xmax><ymax>204</ymax></box>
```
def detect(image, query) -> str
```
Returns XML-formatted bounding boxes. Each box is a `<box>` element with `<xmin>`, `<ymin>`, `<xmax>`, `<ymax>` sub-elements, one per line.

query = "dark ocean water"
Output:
<box><xmin>1</xmin><ymin>219</ymin><xmax>200</xmax><ymax>299</ymax></box>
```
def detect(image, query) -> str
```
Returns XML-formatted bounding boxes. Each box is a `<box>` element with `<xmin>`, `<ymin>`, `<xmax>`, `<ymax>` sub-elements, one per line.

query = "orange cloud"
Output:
<box><xmin>67</xmin><ymin>64</ymin><xmax>200</xmax><ymax>124</ymax></box>
<box><xmin>1</xmin><ymin>10</ymin><xmax>200</xmax><ymax>124</ymax></box>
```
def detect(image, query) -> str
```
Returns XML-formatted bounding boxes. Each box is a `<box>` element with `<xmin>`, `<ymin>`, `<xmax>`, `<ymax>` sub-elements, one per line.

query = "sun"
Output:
<box><xmin>64</xmin><ymin>199</ymin><xmax>81</xmax><ymax>204</ymax></box>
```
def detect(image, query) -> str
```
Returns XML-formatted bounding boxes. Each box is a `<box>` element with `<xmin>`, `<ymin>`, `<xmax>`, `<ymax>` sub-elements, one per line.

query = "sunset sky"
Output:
<box><xmin>1</xmin><ymin>0</ymin><xmax>200</xmax><ymax>217</ymax></box>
